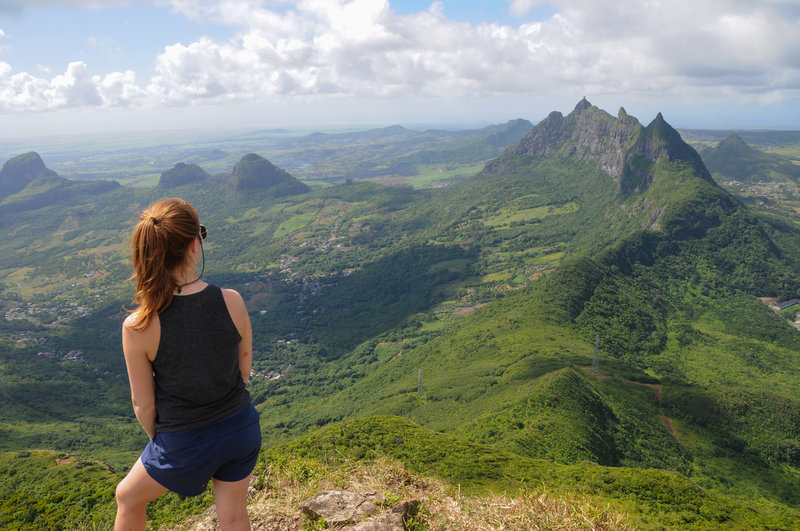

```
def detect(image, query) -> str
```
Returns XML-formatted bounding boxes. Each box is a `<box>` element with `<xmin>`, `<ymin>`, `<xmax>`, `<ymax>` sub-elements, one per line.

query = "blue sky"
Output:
<box><xmin>0</xmin><ymin>0</ymin><xmax>797</xmax><ymax>137</ymax></box>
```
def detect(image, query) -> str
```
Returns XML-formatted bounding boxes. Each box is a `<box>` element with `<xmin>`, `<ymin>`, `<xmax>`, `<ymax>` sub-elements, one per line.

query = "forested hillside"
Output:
<box><xmin>1</xmin><ymin>102</ymin><xmax>799</xmax><ymax>529</ymax></box>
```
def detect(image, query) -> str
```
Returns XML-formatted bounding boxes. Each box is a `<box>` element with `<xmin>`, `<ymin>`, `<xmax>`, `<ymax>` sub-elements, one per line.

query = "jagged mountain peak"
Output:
<box><xmin>637</xmin><ymin>111</ymin><xmax>712</xmax><ymax>185</ymax></box>
<box><xmin>491</xmin><ymin>102</ymin><xmax>712</xmax><ymax>194</ymax></box>
<box><xmin>573</xmin><ymin>97</ymin><xmax>592</xmax><ymax>113</ymax></box>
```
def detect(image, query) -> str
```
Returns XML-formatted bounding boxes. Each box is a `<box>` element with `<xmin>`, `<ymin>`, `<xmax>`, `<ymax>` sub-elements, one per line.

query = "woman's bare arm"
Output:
<box><xmin>122</xmin><ymin>314</ymin><xmax>159</xmax><ymax>439</ymax></box>
<box><xmin>223</xmin><ymin>289</ymin><xmax>253</xmax><ymax>384</ymax></box>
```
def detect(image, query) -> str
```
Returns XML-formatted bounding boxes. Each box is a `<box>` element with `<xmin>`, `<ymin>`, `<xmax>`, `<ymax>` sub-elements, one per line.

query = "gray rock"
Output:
<box><xmin>341</xmin><ymin>498</ymin><xmax>420</xmax><ymax>531</ymax></box>
<box><xmin>300</xmin><ymin>490</ymin><xmax>382</xmax><ymax>526</ymax></box>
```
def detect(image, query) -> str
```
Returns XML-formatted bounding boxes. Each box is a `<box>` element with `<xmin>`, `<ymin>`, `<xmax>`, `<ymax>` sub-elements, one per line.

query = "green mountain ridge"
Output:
<box><xmin>0</xmin><ymin>101</ymin><xmax>798</xmax><ymax>528</ymax></box>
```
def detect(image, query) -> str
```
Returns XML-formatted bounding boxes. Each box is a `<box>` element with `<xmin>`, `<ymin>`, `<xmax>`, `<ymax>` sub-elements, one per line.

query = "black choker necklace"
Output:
<box><xmin>176</xmin><ymin>278</ymin><xmax>201</xmax><ymax>294</ymax></box>
<box><xmin>177</xmin><ymin>234</ymin><xmax>206</xmax><ymax>294</ymax></box>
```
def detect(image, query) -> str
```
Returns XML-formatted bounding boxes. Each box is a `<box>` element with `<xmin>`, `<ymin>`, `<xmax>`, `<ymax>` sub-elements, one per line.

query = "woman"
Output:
<box><xmin>115</xmin><ymin>198</ymin><xmax>261</xmax><ymax>531</ymax></box>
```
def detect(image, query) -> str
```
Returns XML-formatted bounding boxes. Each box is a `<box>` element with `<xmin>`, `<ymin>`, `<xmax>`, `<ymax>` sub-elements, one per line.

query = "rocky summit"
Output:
<box><xmin>489</xmin><ymin>98</ymin><xmax>712</xmax><ymax>193</ymax></box>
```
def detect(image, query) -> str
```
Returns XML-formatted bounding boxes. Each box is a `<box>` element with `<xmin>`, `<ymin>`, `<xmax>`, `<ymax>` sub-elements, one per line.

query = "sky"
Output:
<box><xmin>0</xmin><ymin>0</ymin><xmax>798</xmax><ymax>138</ymax></box>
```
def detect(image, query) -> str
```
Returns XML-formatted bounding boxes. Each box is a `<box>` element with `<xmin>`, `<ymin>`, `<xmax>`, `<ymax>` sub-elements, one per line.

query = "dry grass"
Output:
<box><xmin>423</xmin><ymin>487</ymin><xmax>631</xmax><ymax>530</ymax></box>
<box><xmin>170</xmin><ymin>456</ymin><xmax>630</xmax><ymax>530</ymax></box>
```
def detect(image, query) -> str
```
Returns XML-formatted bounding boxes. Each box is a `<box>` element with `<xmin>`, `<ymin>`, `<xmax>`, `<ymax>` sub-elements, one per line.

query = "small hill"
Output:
<box><xmin>0</xmin><ymin>152</ymin><xmax>61</xmax><ymax>199</ymax></box>
<box><xmin>159</xmin><ymin>162</ymin><xmax>209</xmax><ymax>188</ymax></box>
<box><xmin>231</xmin><ymin>153</ymin><xmax>310</xmax><ymax>196</ymax></box>
<box><xmin>699</xmin><ymin>132</ymin><xmax>800</xmax><ymax>183</ymax></box>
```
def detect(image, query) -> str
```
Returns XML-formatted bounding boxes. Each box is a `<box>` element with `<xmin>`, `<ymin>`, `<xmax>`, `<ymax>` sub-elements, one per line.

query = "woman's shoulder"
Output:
<box><xmin>123</xmin><ymin>312</ymin><xmax>138</xmax><ymax>328</ymax></box>
<box><xmin>123</xmin><ymin>311</ymin><xmax>143</xmax><ymax>330</ymax></box>
<box><xmin>220</xmin><ymin>287</ymin><xmax>244</xmax><ymax>306</ymax></box>
<box><xmin>122</xmin><ymin>311</ymin><xmax>160</xmax><ymax>352</ymax></box>
<box><xmin>123</xmin><ymin>310</ymin><xmax>159</xmax><ymax>331</ymax></box>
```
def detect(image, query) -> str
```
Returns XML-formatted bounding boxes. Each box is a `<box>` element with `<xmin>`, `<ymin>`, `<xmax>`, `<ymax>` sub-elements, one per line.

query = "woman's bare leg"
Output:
<box><xmin>115</xmin><ymin>457</ymin><xmax>168</xmax><ymax>531</ymax></box>
<box><xmin>212</xmin><ymin>475</ymin><xmax>251</xmax><ymax>531</ymax></box>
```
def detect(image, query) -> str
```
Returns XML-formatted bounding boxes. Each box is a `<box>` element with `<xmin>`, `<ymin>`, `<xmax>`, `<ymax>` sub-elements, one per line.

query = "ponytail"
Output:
<box><xmin>126</xmin><ymin>198</ymin><xmax>200</xmax><ymax>330</ymax></box>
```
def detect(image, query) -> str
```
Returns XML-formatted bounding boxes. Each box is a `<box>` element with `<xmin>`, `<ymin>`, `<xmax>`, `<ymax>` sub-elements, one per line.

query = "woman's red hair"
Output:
<box><xmin>126</xmin><ymin>198</ymin><xmax>200</xmax><ymax>330</ymax></box>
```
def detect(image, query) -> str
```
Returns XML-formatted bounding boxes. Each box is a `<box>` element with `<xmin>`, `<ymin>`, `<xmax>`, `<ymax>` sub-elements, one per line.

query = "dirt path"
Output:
<box><xmin>579</xmin><ymin>367</ymin><xmax>680</xmax><ymax>442</ymax></box>
<box><xmin>641</xmin><ymin>383</ymin><xmax>680</xmax><ymax>441</ymax></box>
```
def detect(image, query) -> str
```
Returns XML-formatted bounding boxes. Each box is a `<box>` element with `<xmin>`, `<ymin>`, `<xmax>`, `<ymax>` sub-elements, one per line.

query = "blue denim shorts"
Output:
<box><xmin>141</xmin><ymin>402</ymin><xmax>261</xmax><ymax>497</ymax></box>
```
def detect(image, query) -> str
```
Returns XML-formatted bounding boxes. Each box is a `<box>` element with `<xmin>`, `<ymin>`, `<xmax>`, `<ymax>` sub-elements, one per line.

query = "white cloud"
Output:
<box><xmin>0</xmin><ymin>0</ymin><xmax>798</xmax><ymax>116</ymax></box>
<box><xmin>95</xmin><ymin>70</ymin><xmax>146</xmax><ymax>106</ymax></box>
<box><xmin>0</xmin><ymin>61</ymin><xmax>133</xmax><ymax>111</ymax></box>
<box><xmin>145</xmin><ymin>0</ymin><xmax>800</xmax><ymax>106</ymax></box>
<box><xmin>44</xmin><ymin>61</ymin><xmax>102</xmax><ymax>107</ymax></box>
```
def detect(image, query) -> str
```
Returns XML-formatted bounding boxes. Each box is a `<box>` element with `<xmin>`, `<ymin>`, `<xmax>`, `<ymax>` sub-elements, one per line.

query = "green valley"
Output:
<box><xmin>1</xmin><ymin>101</ymin><xmax>799</xmax><ymax>529</ymax></box>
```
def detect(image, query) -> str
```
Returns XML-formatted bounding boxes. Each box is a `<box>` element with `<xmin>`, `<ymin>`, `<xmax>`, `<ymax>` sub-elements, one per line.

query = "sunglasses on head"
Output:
<box><xmin>199</xmin><ymin>224</ymin><xmax>207</xmax><ymax>240</ymax></box>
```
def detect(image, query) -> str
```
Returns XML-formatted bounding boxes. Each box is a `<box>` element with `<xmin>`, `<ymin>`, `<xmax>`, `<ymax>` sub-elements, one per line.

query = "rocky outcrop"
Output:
<box><xmin>300</xmin><ymin>490</ymin><xmax>381</xmax><ymax>525</ymax></box>
<box><xmin>299</xmin><ymin>490</ymin><xmax>419</xmax><ymax>530</ymax></box>
<box><xmin>624</xmin><ymin>112</ymin><xmax>712</xmax><ymax>190</ymax></box>
<box><xmin>486</xmin><ymin>99</ymin><xmax>713</xmax><ymax>194</ymax></box>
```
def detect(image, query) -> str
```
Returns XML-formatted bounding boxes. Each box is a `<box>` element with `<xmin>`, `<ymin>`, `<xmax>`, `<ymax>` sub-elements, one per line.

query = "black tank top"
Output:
<box><xmin>153</xmin><ymin>284</ymin><xmax>250</xmax><ymax>432</ymax></box>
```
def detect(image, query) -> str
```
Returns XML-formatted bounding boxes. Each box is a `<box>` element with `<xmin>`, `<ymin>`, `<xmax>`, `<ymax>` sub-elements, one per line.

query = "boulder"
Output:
<box><xmin>300</xmin><ymin>490</ymin><xmax>381</xmax><ymax>526</ymax></box>
<box><xmin>300</xmin><ymin>491</ymin><xmax>420</xmax><ymax>529</ymax></box>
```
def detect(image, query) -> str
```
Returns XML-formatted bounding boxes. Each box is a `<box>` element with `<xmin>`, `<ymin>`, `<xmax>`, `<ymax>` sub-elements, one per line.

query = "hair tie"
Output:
<box><xmin>150</xmin><ymin>216</ymin><xmax>159</xmax><ymax>225</ymax></box>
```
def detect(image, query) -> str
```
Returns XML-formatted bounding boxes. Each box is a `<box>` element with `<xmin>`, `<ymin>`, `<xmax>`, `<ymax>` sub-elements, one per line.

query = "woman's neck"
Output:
<box><xmin>172</xmin><ymin>264</ymin><xmax>203</xmax><ymax>294</ymax></box>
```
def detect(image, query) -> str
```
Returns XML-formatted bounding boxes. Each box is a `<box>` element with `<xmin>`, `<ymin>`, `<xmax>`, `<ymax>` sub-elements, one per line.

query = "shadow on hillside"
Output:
<box><xmin>228</xmin><ymin>245</ymin><xmax>472</xmax><ymax>358</ymax></box>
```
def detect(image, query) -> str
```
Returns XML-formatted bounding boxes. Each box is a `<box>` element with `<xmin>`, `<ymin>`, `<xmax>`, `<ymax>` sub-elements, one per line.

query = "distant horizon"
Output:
<box><xmin>1</xmin><ymin>111</ymin><xmax>798</xmax><ymax>142</ymax></box>
<box><xmin>0</xmin><ymin>104</ymin><xmax>796</xmax><ymax>154</ymax></box>
<box><xmin>0</xmin><ymin>1</ymin><xmax>797</xmax><ymax>139</ymax></box>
